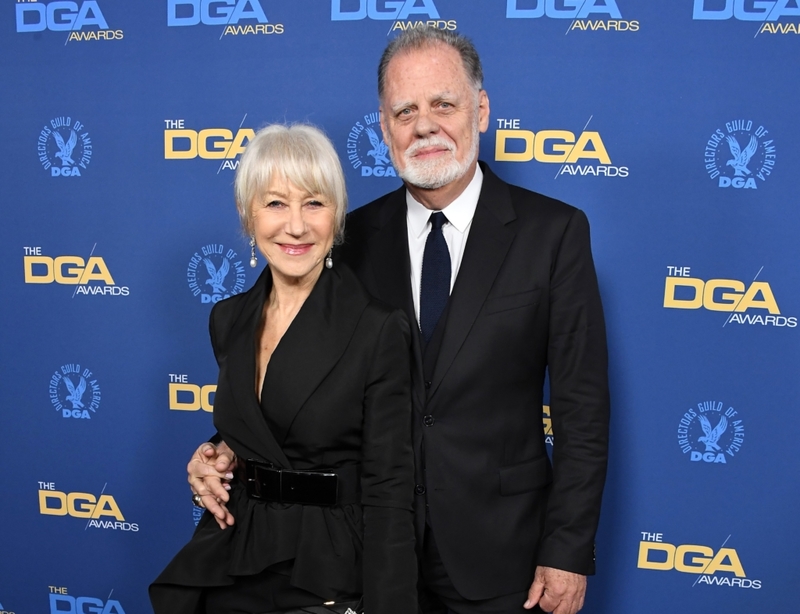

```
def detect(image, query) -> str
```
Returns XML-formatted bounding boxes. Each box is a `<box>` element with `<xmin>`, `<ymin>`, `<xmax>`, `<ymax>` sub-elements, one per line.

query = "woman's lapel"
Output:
<box><xmin>222</xmin><ymin>267</ymin><xmax>292</xmax><ymax>468</ymax></box>
<box><xmin>261</xmin><ymin>266</ymin><xmax>369</xmax><ymax>447</ymax></box>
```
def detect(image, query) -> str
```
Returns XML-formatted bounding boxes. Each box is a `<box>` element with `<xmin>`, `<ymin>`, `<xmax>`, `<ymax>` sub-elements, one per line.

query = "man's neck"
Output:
<box><xmin>404</xmin><ymin>161</ymin><xmax>478</xmax><ymax>211</ymax></box>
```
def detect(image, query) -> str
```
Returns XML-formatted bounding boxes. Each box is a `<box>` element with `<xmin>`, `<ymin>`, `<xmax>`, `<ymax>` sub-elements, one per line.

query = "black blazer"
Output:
<box><xmin>340</xmin><ymin>162</ymin><xmax>610</xmax><ymax>600</ymax></box>
<box><xmin>150</xmin><ymin>265</ymin><xmax>417</xmax><ymax>614</ymax></box>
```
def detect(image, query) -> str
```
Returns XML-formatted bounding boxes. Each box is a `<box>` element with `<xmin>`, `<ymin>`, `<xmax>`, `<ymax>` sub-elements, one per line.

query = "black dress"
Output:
<box><xmin>150</xmin><ymin>265</ymin><xmax>418</xmax><ymax>614</ymax></box>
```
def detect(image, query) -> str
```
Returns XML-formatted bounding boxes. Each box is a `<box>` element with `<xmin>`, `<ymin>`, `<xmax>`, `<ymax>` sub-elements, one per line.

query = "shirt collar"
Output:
<box><xmin>406</xmin><ymin>164</ymin><xmax>484</xmax><ymax>239</ymax></box>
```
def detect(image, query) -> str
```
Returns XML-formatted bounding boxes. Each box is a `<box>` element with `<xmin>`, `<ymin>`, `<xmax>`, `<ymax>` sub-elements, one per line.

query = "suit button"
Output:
<box><xmin>423</xmin><ymin>414</ymin><xmax>435</xmax><ymax>427</ymax></box>
<box><xmin>415</xmin><ymin>484</ymin><xmax>426</xmax><ymax>495</ymax></box>
<box><xmin>425</xmin><ymin>381</ymin><xmax>432</xmax><ymax>389</ymax></box>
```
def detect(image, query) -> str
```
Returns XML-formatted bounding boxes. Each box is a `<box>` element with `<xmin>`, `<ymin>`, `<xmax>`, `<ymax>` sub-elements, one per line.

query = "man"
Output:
<box><xmin>189</xmin><ymin>28</ymin><xmax>609</xmax><ymax>614</ymax></box>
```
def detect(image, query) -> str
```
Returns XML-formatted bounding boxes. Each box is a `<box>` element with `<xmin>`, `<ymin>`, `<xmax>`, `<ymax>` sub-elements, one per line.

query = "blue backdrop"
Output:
<box><xmin>2</xmin><ymin>2</ymin><xmax>798</xmax><ymax>613</ymax></box>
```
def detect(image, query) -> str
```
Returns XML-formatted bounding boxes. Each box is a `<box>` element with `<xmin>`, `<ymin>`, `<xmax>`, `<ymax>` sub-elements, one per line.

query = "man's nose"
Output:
<box><xmin>414</xmin><ymin>107</ymin><xmax>439</xmax><ymax>136</ymax></box>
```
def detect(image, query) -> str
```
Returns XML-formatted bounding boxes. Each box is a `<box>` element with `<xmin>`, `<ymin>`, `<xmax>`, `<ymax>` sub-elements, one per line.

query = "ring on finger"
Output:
<box><xmin>191</xmin><ymin>493</ymin><xmax>204</xmax><ymax>508</ymax></box>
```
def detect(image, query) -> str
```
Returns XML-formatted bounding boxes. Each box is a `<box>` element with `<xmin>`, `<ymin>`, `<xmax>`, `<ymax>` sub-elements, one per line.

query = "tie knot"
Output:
<box><xmin>429</xmin><ymin>211</ymin><xmax>448</xmax><ymax>231</ymax></box>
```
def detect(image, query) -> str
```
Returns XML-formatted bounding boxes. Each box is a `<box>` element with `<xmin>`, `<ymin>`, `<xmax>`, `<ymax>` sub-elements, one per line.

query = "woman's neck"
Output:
<box><xmin>267</xmin><ymin>264</ymin><xmax>323</xmax><ymax>316</ymax></box>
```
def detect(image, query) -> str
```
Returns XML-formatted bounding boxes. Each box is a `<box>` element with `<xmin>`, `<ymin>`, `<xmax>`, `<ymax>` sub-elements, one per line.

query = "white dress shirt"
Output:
<box><xmin>406</xmin><ymin>165</ymin><xmax>484</xmax><ymax>326</ymax></box>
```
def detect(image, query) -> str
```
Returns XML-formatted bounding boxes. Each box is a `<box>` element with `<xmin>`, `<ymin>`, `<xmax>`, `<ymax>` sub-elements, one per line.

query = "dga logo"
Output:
<box><xmin>187</xmin><ymin>243</ymin><xmax>246</xmax><ymax>304</ymax></box>
<box><xmin>193</xmin><ymin>502</ymin><xmax>204</xmax><ymax>526</ymax></box>
<box><xmin>542</xmin><ymin>404</ymin><xmax>553</xmax><ymax>446</ymax></box>
<box><xmin>0</xmin><ymin>601</ymin><xmax>15</xmax><ymax>614</ymax></box>
<box><xmin>346</xmin><ymin>112</ymin><xmax>397</xmax><ymax>178</ymax></box>
<box><xmin>38</xmin><ymin>481</ymin><xmax>139</xmax><ymax>531</ymax></box>
<box><xmin>23</xmin><ymin>246</ymin><xmax>130</xmax><ymax>296</ymax></box>
<box><xmin>663</xmin><ymin>266</ymin><xmax>796</xmax><ymax>328</ymax></box>
<box><xmin>49</xmin><ymin>588</ymin><xmax>125</xmax><ymax>614</ymax></box>
<box><xmin>15</xmin><ymin>1</ymin><xmax>123</xmax><ymax>41</ymax></box>
<box><xmin>704</xmin><ymin>120</ymin><xmax>775</xmax><ymax>189</ymax></box>
<box><xmin>38</xmin><ymin>116</ymin><xmax>92</xmax><ymax>177</ymax></box>
<box><xmin>164</xmin><ymin>118</ymin><xmax>254</xmax><ymax>171</ymax></box>
<box><xmin>167</xmin><ymin>0</ymin><xmax>284</xmax><ymax>36</ymax></box>
<box><xmin>677</xmin><ymin>401</ymin><xmax>744</xmax><ymax>464</ymax></box>
<box><xmin>506</xmin><ymin>0</ymin><xmax>639</xmax><ymax>32</ymax></box>
<box><xmin>331</xmin><ymin>0</ymin><xmax>457</xmax><ymax>33</ymax></box>
<box><xmin>169</xmin><ymin>374</ymin><xmax>216</xmax><ymax>412</ymax></box>
<box><xmin>495</xmin><ymin>116</ymin><xmax>629</xmax><ymax>178</ymax></box>
<box><xmin>693</xmin><ymin>0</ymin><xmax>800</xmax><ymax>35</ymax></box>
<box><xmin>638</xmin><ymin>532</ymin><xmax>761</xmax><ymax>589</ymax></box>
<box><xmin>49</xmin><ymin>364</ymin><xmax>100</xmax><ymax>420</ymax></box>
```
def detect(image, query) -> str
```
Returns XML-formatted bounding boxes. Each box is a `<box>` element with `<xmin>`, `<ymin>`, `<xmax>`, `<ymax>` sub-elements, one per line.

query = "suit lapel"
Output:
<box><xmin>363</xmin><ymin>189</ymin><xmax>426</xmax><ymax>409</ymax></box>
<box><xmin>223</xmin><ymin>268</ymin><xmax>292</xmax><ymax>468</ymax></box>
<box><xmin>366</xmin><ymin>188</ymin><xmax>416</xmax><ymax>325</ymax></box>
<box><xmin>429</xmin><ymin>164</ymin><xmax>517</xmax><ymax>399</ymax></box>
<box><xmin>261</xmin><ymin>266</ymin><xmax>370</xmax><ymax>446</ymax></box>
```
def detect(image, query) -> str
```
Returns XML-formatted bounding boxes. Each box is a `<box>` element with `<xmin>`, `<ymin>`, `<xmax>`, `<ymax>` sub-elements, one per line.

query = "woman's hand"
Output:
<box><xmin>187</xmin><ymin>441</ymin><xmax>237</xmax><ymax>529</ymax></box>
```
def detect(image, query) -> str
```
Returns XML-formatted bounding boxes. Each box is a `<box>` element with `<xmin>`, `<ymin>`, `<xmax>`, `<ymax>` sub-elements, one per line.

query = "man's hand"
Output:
<box><xmin>524</xmin><ymin>566</ymin><xmax>586</xmax><ymax>614</ymax></box>
<box><xmin>187</xmin><ymin>441</ymin><xmax>237</xmax><ymax>530</ymax></box>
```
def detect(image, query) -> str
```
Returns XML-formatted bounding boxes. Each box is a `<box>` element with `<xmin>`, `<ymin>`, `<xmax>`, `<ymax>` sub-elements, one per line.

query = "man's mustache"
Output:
<box><xmin>405</xmin><ymin>137</ymin><xmax>455</xmax><ymax>158</ymax></box>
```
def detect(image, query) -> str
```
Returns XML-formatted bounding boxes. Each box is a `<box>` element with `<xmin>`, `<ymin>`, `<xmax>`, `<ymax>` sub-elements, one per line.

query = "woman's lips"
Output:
<box><xmin>278</xmin><ymin>243</ymin><xmax>313</xmax><ymax>256</ymax></box>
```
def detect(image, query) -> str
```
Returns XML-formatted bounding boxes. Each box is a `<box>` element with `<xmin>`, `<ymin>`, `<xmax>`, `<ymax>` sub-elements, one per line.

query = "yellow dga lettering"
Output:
<box><xmin>637</xmin><ymin>541</ymin><xmax>675</xmax><ymax>570</ymax></box>
<box><xmin>24</xmin><ymin>256</ymin><xmax>55</xmax><ymax>283</ymax></box>
<box><xmin>702</xmin><ymin>279</ymin><xmax>744</xmax><ymax>312</ymax></box>
<box><xmin>534</xmin><ymin>130</ymin><xmax>574</xmax><ymax>163</ymax></box>
<box><xmin>39</xmin><ymin>490</ymin><xmax>68</xmax><ymax>516</ymax></box>
<box><xmin>169</xmin><ymin>383</ymin><xmax>202</xmax><ymax>411</ymax></box>
<box><xmin>92</xmin><ymin>495</ymin><xmax>125</xmax><ymax>520</ymax></box>
<box><xmin>495</xmin><ymin>130</ymin><xmax>534</xmax><ymax>162</ymax></box>
<box><xmin>79</xmin><ymin>257</ymin><xmax>115</xmax><ymax>285</ymax></box>
<box><xmin>566</xmin><ymin>132</ymin><xmax>611</xmax><ymax>164</ymax></box>
<box><xmin>228</xmin><ymin>129</ymin><xmax>255</xmax><ymax>158</ymax></box>
<box><xmin>542</xmin><ymin>405</ymin><xmax>552</xmax><ymax>435</ymax></box>
<box><xmin>705</xmin><ymin>548</ymin><xmax>746</xmax><ymax>577</ymax></box>
<box><xmin>164</xmin><ymin>129</ymin><xmax>198</xmax><ymax>159</ymax></box>
<box><xmin>663</xmin><ymin>278</ymin><xmax>703</xmax><ymax>309</ymax></box>
<box><xmin>735</xmin><ymin>282</ymin><xmax>780</xmax><ymax>314</ymax></box>
<box><xmin>198</xmin><ymin>129</ymin><xmax>233</xmax><ymax>159</ymax></box>
<box><xmin>674</xmin><ymin>544</ymin><xmax>713</xmax><ymax>573</ymax></box>
<box><xmin>54</xmin><ymin>256</ymin><xmax>85</xmax><ymax>285</ymax></box>
<box><xmin>67</xmin><ymin>492</ymin><xmax>97</xmax><ymax>518</ymax></box>
<box><xmin>201</xmin><ymin>384</ymin><xmax>217</xmax><ymax>413</ymax></box>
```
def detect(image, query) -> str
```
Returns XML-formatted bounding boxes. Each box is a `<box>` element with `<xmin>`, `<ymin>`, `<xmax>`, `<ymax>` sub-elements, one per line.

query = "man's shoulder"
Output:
<box><xmin>482</xmin><ymin>164</ymin><xmax>581</xmax><ymax>224</ymax></box>
<box><xmin>347</xmin><ymin>186</ymin><xmax>404</xmax><ymax>228</ymax></box>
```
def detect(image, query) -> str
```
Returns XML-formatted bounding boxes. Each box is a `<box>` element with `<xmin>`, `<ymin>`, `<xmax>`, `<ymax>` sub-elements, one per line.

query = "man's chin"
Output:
<box><xmin>400</xmin><ymin>162</ymin><xmax>464</xmax><ymax>190</ymax></box>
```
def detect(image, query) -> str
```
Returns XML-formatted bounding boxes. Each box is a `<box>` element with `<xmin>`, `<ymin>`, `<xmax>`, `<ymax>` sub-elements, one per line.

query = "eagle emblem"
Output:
<box><xmin>63</xmin><ymin>376</ymin><xmax>87</xmax><ymax>409</ymax></box>
<box><xmin>204</xmin><ymin>257</ymin><xmax>230</xmax><ymax>294</ymax></box>
<box><xmin>697</xmin><ymin>414</ymin><xmax>728</xmax><ymax>452</ymax></box>
<box><xmin>725</xmin><ymin>135</ymin><xmax>758</xmax><ymax>177</ymax></box>
<box><xmin>365</xmin><ymin>127</ymin><xmax>391</xmax><ymax>166</ymax></box>
<box><xmin>53</xmin><ymin>129</ymin><xmax>78</xmax><ymax>167</ymax></box>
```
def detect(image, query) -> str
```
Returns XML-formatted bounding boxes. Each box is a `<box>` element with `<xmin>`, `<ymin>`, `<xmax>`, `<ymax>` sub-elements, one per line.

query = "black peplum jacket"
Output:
<box><xmin>150</xmin><ymin>264</ymin><xmax>418</xmax><ymax>614</ymax></box>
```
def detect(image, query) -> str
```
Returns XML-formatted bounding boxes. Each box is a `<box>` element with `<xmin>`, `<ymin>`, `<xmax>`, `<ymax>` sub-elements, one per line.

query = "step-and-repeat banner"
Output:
<box><xmin>1</xmin><ymin>2</ymin><xmax>798</xmax><ymax>613</ymax></box>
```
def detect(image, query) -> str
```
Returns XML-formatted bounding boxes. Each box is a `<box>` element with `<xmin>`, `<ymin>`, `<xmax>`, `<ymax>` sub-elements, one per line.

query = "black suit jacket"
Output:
<box><xmin>150</xmin><ymin>265</ymin><xmax>417</xmax><ymax>614</ymax></box>
<box><xmin>340</xmin><ymin>162</ymin><xmax>610</xmax><ymax>600</ymax></box>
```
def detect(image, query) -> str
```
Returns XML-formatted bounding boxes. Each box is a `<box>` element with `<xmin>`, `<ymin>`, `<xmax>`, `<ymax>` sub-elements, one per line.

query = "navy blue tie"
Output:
<box><xmin>420</xmin><ymin>212</ymin><xmax>451</xmax><ymax>343</ymax></box>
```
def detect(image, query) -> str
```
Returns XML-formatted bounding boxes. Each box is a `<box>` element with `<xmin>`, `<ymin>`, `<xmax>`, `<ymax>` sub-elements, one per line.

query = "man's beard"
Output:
<box><xmin>389</xmin><ymin>126</ymin><xmax>479</xmax><ymax>190</ymax></box>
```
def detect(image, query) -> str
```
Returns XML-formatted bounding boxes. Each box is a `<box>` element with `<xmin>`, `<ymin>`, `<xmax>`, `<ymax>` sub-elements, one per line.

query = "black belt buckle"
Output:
<box><xmin>245</xmin><ymin>459</ymin><xmax>339</xmax><ymax>506</ymax></box>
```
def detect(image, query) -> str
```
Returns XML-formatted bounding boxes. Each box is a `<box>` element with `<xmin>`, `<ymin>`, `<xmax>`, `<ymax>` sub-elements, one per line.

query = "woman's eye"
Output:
<box><xmin>266</xmin><ymin>200</ymin><xmax>284</xmax><ymax>208</ymax></box>
<box><xmin>306</xmin><ymin>200</ymin><xmax>324</xmax><ymax>208</ymax></box>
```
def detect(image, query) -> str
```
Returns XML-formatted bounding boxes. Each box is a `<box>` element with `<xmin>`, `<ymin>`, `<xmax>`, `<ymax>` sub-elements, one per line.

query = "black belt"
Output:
<box><xmin>244</xmin><ymin>459</ymin><xmax>360</xmax><ymax>506</ymax></box>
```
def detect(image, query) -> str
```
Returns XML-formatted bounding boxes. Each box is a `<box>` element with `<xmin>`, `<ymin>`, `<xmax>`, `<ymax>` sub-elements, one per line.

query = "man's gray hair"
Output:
<box><xmin>378</xmin><ymin>27</ymin><xmax>483</xmax><ymax>100</ymax></box>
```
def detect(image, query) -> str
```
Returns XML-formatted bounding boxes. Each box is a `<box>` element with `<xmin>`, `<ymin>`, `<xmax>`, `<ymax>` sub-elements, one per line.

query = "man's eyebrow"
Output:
<box><xmin>390</xmin><ymin>100</ymin><xmax>415</xmax><ymax>113</ymax></box>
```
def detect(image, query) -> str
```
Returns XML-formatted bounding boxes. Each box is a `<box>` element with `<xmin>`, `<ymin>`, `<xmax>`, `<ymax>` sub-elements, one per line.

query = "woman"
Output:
<box><xmin>150</xmin><ymin>124</ymin><xmax>417</xmax><ymax>614</ymax></box>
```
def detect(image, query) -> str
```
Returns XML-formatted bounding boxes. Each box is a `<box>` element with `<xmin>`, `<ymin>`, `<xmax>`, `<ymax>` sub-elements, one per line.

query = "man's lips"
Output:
<box><xmin>410</xmin><ymin>146</ymin><xmax>450</xmax><ymax>159</ymax></box>
<box><xmin>278</xmin><ymin>243</ymin><xmax>313</xmax><ymax>256</ymax></box>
